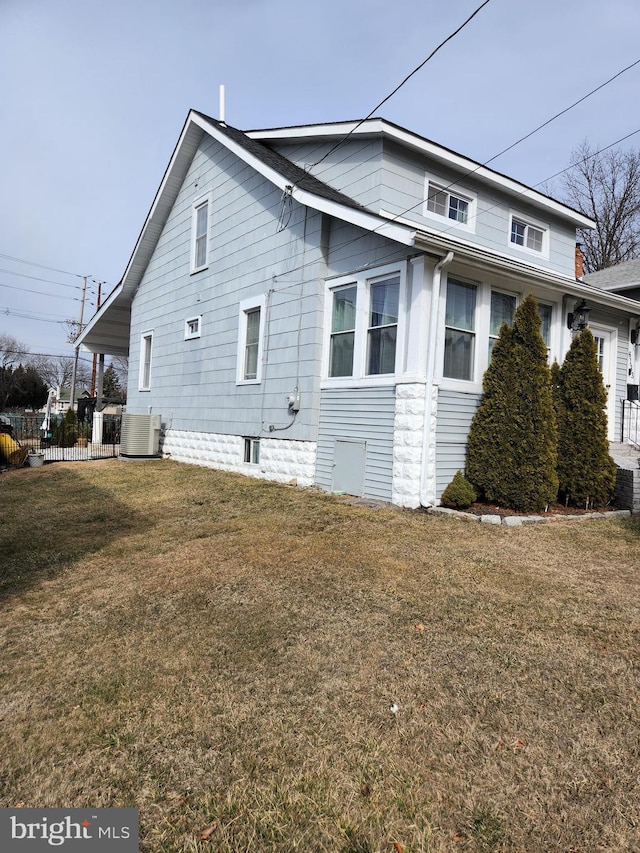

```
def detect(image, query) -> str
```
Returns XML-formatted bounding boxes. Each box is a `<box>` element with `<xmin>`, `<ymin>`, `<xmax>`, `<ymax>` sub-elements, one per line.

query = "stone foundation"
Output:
<box><xmin>161</xmin><ymin>430</ymin><xmax>317</xmax><ymax>486</ymax></box>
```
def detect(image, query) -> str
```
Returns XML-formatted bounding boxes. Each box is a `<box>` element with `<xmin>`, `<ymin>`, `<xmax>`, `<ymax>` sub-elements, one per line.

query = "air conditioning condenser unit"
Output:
<box><xmin>120</xmin><ymin>413</ymin><xmax>162</xmax><ymax>458</ymax></box>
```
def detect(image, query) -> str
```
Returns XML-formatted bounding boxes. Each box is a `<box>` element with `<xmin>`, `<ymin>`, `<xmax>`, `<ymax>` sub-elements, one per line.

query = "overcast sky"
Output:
<box><xmin>1</xmin><ymin>0</ymin><xmax>639</xmax><ymax>363</ymax></box>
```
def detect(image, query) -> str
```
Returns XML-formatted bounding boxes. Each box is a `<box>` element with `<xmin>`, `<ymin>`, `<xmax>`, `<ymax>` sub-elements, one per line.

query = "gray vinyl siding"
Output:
<box><xmin>127</xmin><ymin>134</ymin><xmax>328</xmax><ymax>441</ymax></box>
<box><xmin>380</xmin><ymin>140</ymin><xmax>577</xmax><ymax>279</ymax></box>
<box><xmin>271</xmin><ymin>139</ymin><xmax>384</xmax><ymax>212</ymax></box>
<box><xmin>435</xmin><ymin>389</ymin><xmax>481</xmax><ymax>497</ymax></box>
<box><xmin>316</xmin><ymin>387</ymin><xmax>396</xmax><ymax>500</ymax></box>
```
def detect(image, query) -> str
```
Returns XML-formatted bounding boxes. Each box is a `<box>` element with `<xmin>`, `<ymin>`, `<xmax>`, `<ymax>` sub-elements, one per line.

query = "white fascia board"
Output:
<box><xmin>194</xmin><ymin>113</ymin><xmax>415</xmax><ymax>246</ymax></box>
<box><xmin>250</xmin><ymin>119</ymin><xmax>595</xmax><ymax>230</ymax></box>
<box><xmin>407</xmin><ymin>222</ymin><xmax>640</xmax><ymax>315</ymax></box>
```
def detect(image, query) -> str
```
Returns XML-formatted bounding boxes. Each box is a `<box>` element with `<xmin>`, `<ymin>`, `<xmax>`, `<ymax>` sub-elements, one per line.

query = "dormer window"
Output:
<box><xmin>427</xmin><ymin>182</ymin><xmax>469</xmax><ymax>223</ymax></box>
<box><xmin>509</xmin><ymin>213</ymin><xmax>548</xmax><ymax>257</ymax></box>
<box><xmin>424</xmin><ymin>177</ymin><xmax>475</xmax><ymax>231</ymax></box>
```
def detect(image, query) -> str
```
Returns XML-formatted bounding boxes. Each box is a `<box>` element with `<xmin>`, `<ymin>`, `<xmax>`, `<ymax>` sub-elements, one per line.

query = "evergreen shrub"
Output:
<box><xmin>440</xmin><ymin>470</ymin><xmax>477</xmax><ymax>509</ymax></box>
<box><xmin>466</xmin><ymin>295</ymin><xmax>558</xmax><ymax>512</ymax></box>
<box><xmin>555</xmin><ymin>329</ymin><xmax>617</xmax><ymax>507</ymax></box>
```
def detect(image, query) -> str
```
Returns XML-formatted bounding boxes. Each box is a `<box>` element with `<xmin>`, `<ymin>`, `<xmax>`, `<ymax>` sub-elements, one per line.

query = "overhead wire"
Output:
<box><xmin>307</xmin><ymin>0</ymin><xmax>493</xmax><ymax>171</ymax></box>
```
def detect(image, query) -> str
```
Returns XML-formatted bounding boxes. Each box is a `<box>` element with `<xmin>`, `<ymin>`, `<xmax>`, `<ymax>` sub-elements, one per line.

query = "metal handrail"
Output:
<box><xmin>622</xmin><ymin>398</ymin><xmax>640</xmax><ymax>447</ymax></box>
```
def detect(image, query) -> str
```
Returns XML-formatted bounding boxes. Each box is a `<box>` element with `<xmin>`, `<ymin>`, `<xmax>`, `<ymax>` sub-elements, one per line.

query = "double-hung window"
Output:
<box><xmin>488</xmin><ymin>291</ymin><xmax>517</xmax><ymax>358</ymax></box>
<box><xmin>443</xmin><ymin>279</ymin><xmax>476</xmax><ymax>381</ymax></box>
<box><xmin>139</xmin><ymin>331</ymin><xmax>153</xmax><ymax>391</ymax></box>
<box><xmin>326</xmin><ymin>266</ymin><xmax>404</xmax><ymax>381</ymax></box>
<box><xmin>237</xmin><ymin>296</ymin><xmax>265</xmax><ymax>384</ymax></box>
<box><xmin>191</xmin><ymin>194</ymin><xmax>211</xmax><ymax>272</ymax></box>
<box><xmin>329</xmin><ymin>285</ymin><xmax>357</xmax><ymax>377</ymax></box>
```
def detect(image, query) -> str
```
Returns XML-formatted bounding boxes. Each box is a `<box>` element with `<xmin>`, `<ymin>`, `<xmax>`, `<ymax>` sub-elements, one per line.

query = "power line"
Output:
<box><xmin>0</xmin><ymin>266</ymin><xmax>92</xmax><ymax>291</ymax></box>
<box><xmin>0</xmin><ymin>281</ymin><xmax>80</xmax><ymax>300</ymax></box>
<box><xmin>0</xmin><ymin>252</ymin><xmax>85</xmax><ymax>279</ymax></box>
<box><xmin>0</xmin><ymin>307</ymin><xmax>70</xmax><ymax>323</ymax></box>
<box><xmin>307</xmin><ymin>0</ymin><xmax>493</xmax><ymax>171</ymax></box>
<box><xmin>485</xmin><ymin>57</ymin><xmax>640</xmax><ymax>167</ymax></box>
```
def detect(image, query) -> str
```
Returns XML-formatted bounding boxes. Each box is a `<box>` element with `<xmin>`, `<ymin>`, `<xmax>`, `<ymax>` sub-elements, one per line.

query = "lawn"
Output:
<box><xmin>1</xmin><ymin>459</ymin><xmax>639</xmax><ymax>852</ymax></box>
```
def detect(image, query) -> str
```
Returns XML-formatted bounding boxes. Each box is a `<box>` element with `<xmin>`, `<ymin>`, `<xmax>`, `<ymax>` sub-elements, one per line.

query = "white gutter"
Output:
<box><xmin>420</xmin><ymin>250</ymin><xmax>454</xmax><ymax>508</ymax></box>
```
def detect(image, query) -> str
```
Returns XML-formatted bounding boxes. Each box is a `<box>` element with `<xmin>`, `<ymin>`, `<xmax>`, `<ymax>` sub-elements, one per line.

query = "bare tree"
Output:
<box><xmin>110</xmin><ymin>355</ymin><xmax>128</xmax><ymax>398</ymax></box>
<box><xmin>30</xmin><ymin>354</ymin><xmax>90</xmax><ymax>389</ymax></box>
<box><xmin>0</xmin><ymin>333</ymin><xmax>30</xmax><ymax>368</ymax></box>
<box><xmin>561</xmin><ymin>140</ymin><xmax>640</xmax><ymax>273</ymax></box>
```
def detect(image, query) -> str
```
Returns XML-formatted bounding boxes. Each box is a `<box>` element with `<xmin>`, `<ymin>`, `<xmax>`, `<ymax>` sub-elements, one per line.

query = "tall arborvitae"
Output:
<box><xmin>555</xmin><ymin>329</ymin><xmax>617</xmax><ymax>508</ymax></box>
<box><xmin>466</xmin><ymin>294</ymin><xmax>558</xmax><ymax>511</ymax></box>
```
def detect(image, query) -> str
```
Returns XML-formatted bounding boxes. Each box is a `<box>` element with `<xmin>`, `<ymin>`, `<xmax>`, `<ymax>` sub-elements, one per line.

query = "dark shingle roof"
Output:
<box><xmin>194</xmin><ymin>111</ymin><xmax>366</xmax><ymax>213</ymax></box>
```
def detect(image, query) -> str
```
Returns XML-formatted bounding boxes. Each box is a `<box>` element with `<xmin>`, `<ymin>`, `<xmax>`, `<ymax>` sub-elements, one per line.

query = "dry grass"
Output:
<box><xmin>1</xmin><ymin>459</ymin><xmax>639</xmax><ymax>852</ymax></box>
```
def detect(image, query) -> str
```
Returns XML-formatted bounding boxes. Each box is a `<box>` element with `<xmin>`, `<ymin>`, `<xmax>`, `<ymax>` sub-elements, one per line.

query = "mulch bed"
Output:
<box><xmin>463</xmin><ymin>501</ymin><xmax>621</xmax><ymax>519</ymax></box>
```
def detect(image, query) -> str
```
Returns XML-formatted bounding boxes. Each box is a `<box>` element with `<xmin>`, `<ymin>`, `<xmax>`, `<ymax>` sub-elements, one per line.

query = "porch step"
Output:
<box><xmin>609</xmin><ymin>442</ymin><xmax>640</xmax><ymax>470</ymax></box>
<box><xmin>610</xmin><ymin>443</ymin><xmax>640</xmax><ymax>514</ymax></box>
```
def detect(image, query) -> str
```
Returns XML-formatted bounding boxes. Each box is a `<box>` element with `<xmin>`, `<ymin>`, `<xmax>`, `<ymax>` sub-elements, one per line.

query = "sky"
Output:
<box><xmin>1</xmin><ymin>0</ymin><xmax>639</xmax><ymax>365</ymax></box>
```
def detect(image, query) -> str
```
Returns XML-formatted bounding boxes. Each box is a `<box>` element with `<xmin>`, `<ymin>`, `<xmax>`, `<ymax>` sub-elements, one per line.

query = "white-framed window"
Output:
<box><xmin>184</xmin><ymin>315</ymin><xmax>202</xmax><ymax>340</ymax></box>
<box><xmin>139</xmin><ymin>331</ymin><xmax>153</xmax><ymax>391</ymax></box>
<box><xmin>443</xmin><ymin>279</ymin><xmax>477</xmax><ymax>382</ymax></box>
<box><xmin>191</xmin><ymin>193</ymin><xmax>211</xmax><ymax>273</ymax></box>
<box><xmin>424</xmin><ymin>176</ymin><xmax>475</xmax><ymax>231</ymax></box>
<box><xmin>538</xmin><ymin>302</ymin><xmax>553</xmax><ymax>356</ymax></box>
<box><xmin>243</xmin><ymin>437</ymin><xmax>260</xmax><ymax>464</ymax></box>
<box><xmin>509</xmin><ymin>212</ymin><xmax>548</xmax><ymax>257</ymax></box>
<box><xmin>237</xmin><ymin>295</ymin><xmax>265</xmax><ymax>384</ymax></box>
<box><xmin>488</xmin><ymin>290</ymin><xmax>517</xmax><ymax>358</ymax></box>
<box><xmin>325</xmin><ymin>263</ymin><xmax>406</xmax><ymax>383</ymax></box>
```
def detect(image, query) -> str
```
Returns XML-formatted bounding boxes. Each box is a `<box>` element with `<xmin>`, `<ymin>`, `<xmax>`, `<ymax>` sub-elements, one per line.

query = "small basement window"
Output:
<box><xmin>243</xmin><ymin>437</ymin><xmax>260</xmax><ymax>464</ymax></box>
<box><xmin>184</xmin><ymin>315</ymin><xmax>202</xmax><ymax>340</ymax></box>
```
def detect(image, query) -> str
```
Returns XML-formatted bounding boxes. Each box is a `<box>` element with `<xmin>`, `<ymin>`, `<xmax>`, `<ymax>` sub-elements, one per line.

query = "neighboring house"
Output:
<box><xmin>77</xmin><ymin>111</ymin><xmax>640</xmax><ymax>508</ymax></box>
<box><xmin>584</xmin><ymin>258</ymin><xmax>640</xmax><ymax>437</ymax></box>
<box><xmin>52</xmin><ymin>386</ymin><xmax>91</xmax><ymax>415</ymax></box>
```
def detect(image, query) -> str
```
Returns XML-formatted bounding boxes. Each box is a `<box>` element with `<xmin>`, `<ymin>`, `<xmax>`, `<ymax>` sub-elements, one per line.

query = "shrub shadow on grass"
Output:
<box><xmin>0</xmin><ymin>465</ymin><xmax>144</xmax><ymax>602</ymax></box>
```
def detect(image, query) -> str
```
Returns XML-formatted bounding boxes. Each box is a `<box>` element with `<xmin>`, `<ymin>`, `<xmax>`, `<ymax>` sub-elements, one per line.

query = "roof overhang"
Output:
<box><xmin>77</xmin><ymin>112</ymin><xmax>419</xmax><ymax>356</ymax></box>
<box><xmin>411</xmin><ymin>224</ymin><xmax>640</xmax><ymax>316</ymax></box>
<box><xmin>249</xmin><ymin>118</ymin><xmax>595</xmax><ymax>230</ymax></box>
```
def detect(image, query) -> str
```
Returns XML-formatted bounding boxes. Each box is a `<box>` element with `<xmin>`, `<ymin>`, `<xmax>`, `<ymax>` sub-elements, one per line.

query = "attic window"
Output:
<box><xmin>426</xmin><ymin>181</ymin><xmax>469</xmax><ymax>224</ymax></box>
<box><xmin>184</xmin><ymin>315</ymin><xmax>202</xmax><ymax>340</ymax></box>
<box><xmin>509</xmin><ymin>213</ymin><xmax>548</xmax><ymax>257</ymax></box>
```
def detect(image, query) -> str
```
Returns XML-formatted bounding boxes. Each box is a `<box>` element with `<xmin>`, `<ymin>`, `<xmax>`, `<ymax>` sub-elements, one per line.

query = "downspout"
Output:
<box><xmin>420</xmin><ymin>250</ymin><xmax>454</xmax><ymax>507</ymax></box>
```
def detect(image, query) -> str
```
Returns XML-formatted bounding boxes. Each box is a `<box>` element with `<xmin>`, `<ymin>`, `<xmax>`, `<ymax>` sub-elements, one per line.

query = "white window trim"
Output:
<box><xmin>438</xmin><ymin>277</ymin><xmax>561</xmax><ymax>394</ymax></box>
<box><xmin>321</xmin><ymin>262</ymin><xmax>407</xmax><ymax>387</ymax></box>
<box><xmin>508</xmin><ymin>210</ymin><xmax>549</xmax><ymax>259</ymax></box>
<box><xmin>190</xmin><ymin>192</ymin><xmax>212</xmax><ymax>274</ymax></box>
<box><xmin>138</xmin><ymin>330</ymin><xmax>154</xmax><ymax>392</ymax></box>
<box><xmin>243</xmin><ymin>437</ymin><xmax>261</xmax><ymax>465</ymax></box>
<box><xmin>423</xmin><ymin>173</ymin><xmax>477</xmax><ymax>234</ymax></box>
<box><xmin>184</xmin><ymin>315</ymin><xmax>202</xmax><ymax>340</ymax></box>
<box><xmin>236</xmin><ymin>294</ymin><xmax>266</xmax><ymax>385</ymax></box>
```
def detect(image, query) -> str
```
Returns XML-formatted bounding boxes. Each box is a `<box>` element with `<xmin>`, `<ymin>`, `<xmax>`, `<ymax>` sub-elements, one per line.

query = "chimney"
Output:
<box><xmin>575</xmin><ymin>243</ymin><xmax>584</xmax><ymax>280</ymax></box>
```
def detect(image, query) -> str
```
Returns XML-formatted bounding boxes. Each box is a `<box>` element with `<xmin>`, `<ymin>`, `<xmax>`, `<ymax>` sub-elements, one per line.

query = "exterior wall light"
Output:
<box><xmin>631</xmin><ymin>321</ymin><xmax>640</xmax><ymax>346</ymax></box>
<box><xmin>567</xmin><ymin>299</ymin><xmax>591</xmax><ymax>332</ymax></box>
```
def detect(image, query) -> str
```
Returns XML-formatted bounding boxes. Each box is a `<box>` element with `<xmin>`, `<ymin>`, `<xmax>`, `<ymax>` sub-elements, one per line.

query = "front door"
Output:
<box><xmin>590</xmin><ymin>326</ymin><xmax>616</xmax><ymax>441</ymax></box>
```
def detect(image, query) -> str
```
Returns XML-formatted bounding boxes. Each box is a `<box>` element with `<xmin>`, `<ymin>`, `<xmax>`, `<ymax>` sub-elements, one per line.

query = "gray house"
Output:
<box><xmin>78</xmin><ymin>111</ymin><xmax>640</xmax><ymax>507</ymax></box>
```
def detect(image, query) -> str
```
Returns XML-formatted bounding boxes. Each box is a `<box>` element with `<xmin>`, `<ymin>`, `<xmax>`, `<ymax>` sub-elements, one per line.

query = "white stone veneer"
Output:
<box><xmin>161</xmin><ymin>429</ymin><xmax>317</xmax><ymax>486</ymax></box>
<box><xmin>392</xmin><ymin>383</ymin><xmax>427</xmax><ymax>508</ymax></box>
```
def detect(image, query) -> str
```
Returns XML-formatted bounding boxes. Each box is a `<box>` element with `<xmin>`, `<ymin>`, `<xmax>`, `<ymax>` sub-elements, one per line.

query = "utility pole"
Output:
<box><xmin>69</xmin><ymin>275</ymin><xmax>88</xmax><ymax>412</ymax></box>
<box><xmin>90</xmin><ymin>282</ymin><xmax>102</xmax><ymax>396</ymax></box>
